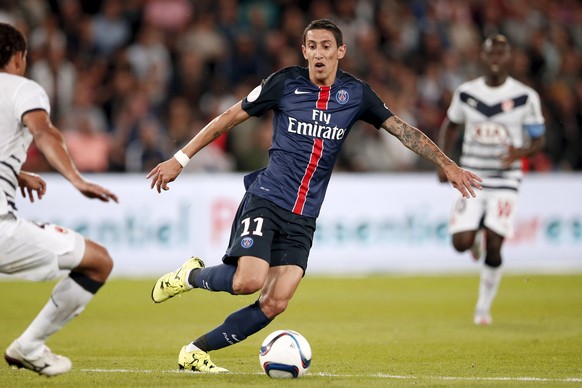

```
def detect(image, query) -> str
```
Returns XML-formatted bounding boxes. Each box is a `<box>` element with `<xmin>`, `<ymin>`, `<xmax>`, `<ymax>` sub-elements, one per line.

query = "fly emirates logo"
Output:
<box><xmin>287</xmin><ymin>110</ymin><xmax>346</xmax><ymax>140</ymax></box>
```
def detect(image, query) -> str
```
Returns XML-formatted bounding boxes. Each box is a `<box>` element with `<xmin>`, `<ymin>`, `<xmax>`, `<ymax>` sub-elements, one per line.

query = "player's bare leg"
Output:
<box><xmin>5</xmin><ymin>240</ymin><xmax>112</xmax><ymax>376</ymax></box>
<box><xmin>451</xmin><ymin>230</ymin><xmax>479</xmax><ymax>254</ymax></box>
<box><xmin>258</xmin><ymin>264</ymin><xmax>304</xmax><ymax>319</ymax></box>
<box><xmin>181</xmin><ymin>260</ymin><xmax>303</xmax><ymax>372</ymax></box>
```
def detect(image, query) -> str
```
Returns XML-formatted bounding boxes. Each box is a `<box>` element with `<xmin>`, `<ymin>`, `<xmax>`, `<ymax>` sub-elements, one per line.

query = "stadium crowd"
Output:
<box><xmin>1</xmin><ymin>0</ymin><xmax>580</xmax><ymax>173</ymax></box>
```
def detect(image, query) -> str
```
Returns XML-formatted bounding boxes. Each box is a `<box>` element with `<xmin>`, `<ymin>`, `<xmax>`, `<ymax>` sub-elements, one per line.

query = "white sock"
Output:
<box><xmin>17</xmin><ymin>275</ymin><xmax>95</xmax><ymax>355</ymax></box>
<box><xmin>475</xmin><ymin>265</ymin><xmax>502</xmax><ymax>313</ymax></box>
<box><xmin>185</xmin><ymin>342</ymin><xmax>202</xmax><ymax>353</ymax></box>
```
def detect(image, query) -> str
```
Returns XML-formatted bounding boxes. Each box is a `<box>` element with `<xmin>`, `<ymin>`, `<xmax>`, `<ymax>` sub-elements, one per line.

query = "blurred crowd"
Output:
<box><xmin>1</xmin><ymin>0</ymin><xmax>581</xmax><ymax>173</ymax></box>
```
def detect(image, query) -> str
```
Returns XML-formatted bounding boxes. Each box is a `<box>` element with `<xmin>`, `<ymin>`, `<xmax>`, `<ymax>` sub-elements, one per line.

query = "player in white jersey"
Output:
<box><xmin>0</xmin><ymin>22</ymin><xmax>118</xmax><ymax>376</ymax></box>
<box><xmin>437</xmin><ymin>35</ymin><xmax>545</xmax><ymax>325</ymax></box>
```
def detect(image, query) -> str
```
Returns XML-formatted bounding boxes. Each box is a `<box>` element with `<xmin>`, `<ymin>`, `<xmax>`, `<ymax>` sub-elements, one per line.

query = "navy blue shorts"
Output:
<box><xmin>223</xmin><ymin>193</ymin><xmax>316</xmax><ymax>272</ymax></box>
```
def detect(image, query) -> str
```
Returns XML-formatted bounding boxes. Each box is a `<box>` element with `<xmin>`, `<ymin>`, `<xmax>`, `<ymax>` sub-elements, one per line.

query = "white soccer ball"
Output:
<box><xmin>259</xmin><ymin>329</ymin><xmax>312</xmax><ymax>378</ymax></box>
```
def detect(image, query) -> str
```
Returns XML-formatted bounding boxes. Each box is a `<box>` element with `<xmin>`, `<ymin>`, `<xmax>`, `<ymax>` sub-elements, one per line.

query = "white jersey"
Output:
<box><xmin>447</xmin><ymin>76</ymin><xmax>544</xmax><ymax>191</ymax></box>
<box><xmin>0</xmin><ymin>73</ymin><xmax>50</xmax><ymax>215</ymax></box>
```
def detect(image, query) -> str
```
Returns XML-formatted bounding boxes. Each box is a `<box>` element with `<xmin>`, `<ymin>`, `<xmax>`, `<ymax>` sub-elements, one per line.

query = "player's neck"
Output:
<box><xmin>309</xmin><ymin>71</ymin><xmax>337</xmax><ymax>88</ymax></box>
<box><xmin>484</xmin><ymin>74</ymin><xmax>508</xmax><ymax>87</ymax></box>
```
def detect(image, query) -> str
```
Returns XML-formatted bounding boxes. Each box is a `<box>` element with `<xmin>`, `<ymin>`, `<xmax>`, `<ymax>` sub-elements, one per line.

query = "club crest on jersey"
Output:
<box><xmin>241</xmin><ymin>237</ymin><xmax>254</xmax><ymax>248</ymax></box>
<box><xmin>501</xmin><ymin>99</ymin><xmax>514</xmax><ymax>112</ymax></box>
<box><xmin>335</xmin><ymin>89</ymin><xmax>349</xmax><ymax>104</ymax></box>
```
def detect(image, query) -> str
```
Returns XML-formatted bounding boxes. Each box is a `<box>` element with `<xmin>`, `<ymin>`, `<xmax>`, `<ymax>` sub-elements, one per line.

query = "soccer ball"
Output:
<box><xmin>259</xmin><ymin>329</ymin><xmax>312</xmax><ymax>378</ymax></box>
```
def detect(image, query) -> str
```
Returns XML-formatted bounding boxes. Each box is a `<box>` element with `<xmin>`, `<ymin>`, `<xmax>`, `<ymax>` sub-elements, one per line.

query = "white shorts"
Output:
<box><xmin>448</xmin><ymin>189</ymin><xmax>518</xmax><ymax>238</ymax></box>
<box><xmin>0</xmin><ymin>214</ymin><xmax>86</xmax><ymax>281</ymax></box>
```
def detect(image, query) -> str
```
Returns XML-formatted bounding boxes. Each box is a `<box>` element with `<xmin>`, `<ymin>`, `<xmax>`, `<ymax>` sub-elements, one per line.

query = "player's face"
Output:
<box><xmin>302</xmin><ymin>29</ymin><xmax>346</xmax><ymax>86</ymax></box>
<box><xmin>481</xmin><ymin>42</ymin><xmax>511</xmax><ymax>78</ymax></box>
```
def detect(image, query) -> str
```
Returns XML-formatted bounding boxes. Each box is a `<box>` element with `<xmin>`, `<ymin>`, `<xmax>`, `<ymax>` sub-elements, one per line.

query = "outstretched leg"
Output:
<box><xmin>180</xmin><ymin>260</ymin><xmax>303</xmax><ymax>373</ymax></box>
<box><xmin>14</xmin><ymin>240</ymin><xmax>112</xmax><ymax>353</ymax></box>
<box><xmin>5</xmin><ymin>230</ymin><xmax>113</xmax><ymax>376</ymax></box>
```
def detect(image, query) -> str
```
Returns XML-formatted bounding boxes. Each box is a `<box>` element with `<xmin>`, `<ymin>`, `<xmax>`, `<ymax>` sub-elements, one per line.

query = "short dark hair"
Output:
<box><xmin>0</xmin><ymin>22</ymin><xmax>27</xmax><ymax>69</ymax></box>
<box><xmin>482</xmin><ymin>34</ymin><xmax>510</xmax><ymax>52</ymax></box>
<box><xmin>302</xmin><ymin>19</ymin><xmax>343</xmax><ymax>47</ymax></box>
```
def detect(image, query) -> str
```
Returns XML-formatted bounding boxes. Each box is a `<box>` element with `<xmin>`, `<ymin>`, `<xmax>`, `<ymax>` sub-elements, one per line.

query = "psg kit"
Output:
<box><xmin>241</xmin><ymin>66</ymin><xmax>393</xmax><ymax>218</ymax></box>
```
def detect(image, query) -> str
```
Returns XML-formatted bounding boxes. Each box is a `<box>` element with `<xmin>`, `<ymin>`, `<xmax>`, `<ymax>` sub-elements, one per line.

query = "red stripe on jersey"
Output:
<box><xmin>293</xmin><ymin>138</ymin><xmax>324</xmax><ymax>215</ymax></box>
<box><xmin>316</xmin><ymin>86</ymin><xmax>331</xmax><ymax>110</ymax></box>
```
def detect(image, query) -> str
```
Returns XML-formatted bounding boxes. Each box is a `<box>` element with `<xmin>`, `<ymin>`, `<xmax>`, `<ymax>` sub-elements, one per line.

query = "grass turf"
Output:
<box><xmin>0</xmin><ymin>274</ymin><xmax>581</xmax><ymax>387</ymax></box>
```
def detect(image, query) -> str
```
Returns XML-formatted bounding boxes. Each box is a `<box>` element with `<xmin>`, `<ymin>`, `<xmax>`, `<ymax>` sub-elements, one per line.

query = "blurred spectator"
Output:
<box><xmin>90</xmin><ymin>0</ymin><xmax>131</xmax><ymax>58</ymax></box>
<box><xmin>166</xmin><ymin>96</ymin><xmax>195</xmax><ymax>149</ymax></box>
<box><xmin>127</xmin><ymin>23</ymin><xmax>172</xmax><ymax>106</ymax></box>
<box><xmin>545</xmin><ymin>82</ymin><xmax>582</xmax><ymax>171</ymax></box>
<box><xmin>143</xmin><ymin>0</ymin><xmax>193</xmax><ymax>34</ymax></box>
<box><xmin>29</xmin><ymin>25</ymin><xmax>76</xmax><ymax>123</ymax></box>
<box><xmin>165</xmin><ymin>98</ymin><xmax>235</xmax><ymax>172</ymax></box>
<box><xmin>63</xmin><ymin>115</ymin><xmax>111</xmax><ymax>173</ymax></box>
<box><xmin>8</xmin><ymin>0</ymin><xmax>582</xmax><ymax>173</ymax></box>
<box><xmin>109</xmin><ymin>88</ymin><xmax>154</xmax><ymax>171</ymax></box>
<box><xmin>182</xmin><ymin>122</ymin><xmax>236</xmax><ymax>173</ymax></box>
<box><xmin>125</xmin><ymin>116</ymin><xmax>168</xmax><ymax>173</ymax></box>
<box><xmin>61</xmin><ymin>79</ymin><xmax>111</xmax><ymax>172</ymax></box>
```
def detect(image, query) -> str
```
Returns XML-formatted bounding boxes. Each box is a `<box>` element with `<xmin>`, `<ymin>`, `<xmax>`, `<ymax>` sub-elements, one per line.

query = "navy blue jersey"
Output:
<box><xmin>241</xmin><ymin>66</ymin><xmax>392</xmax><ymax>218</ymax></box>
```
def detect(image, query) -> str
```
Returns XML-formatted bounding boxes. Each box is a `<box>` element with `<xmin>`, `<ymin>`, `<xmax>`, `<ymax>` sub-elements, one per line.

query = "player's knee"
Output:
<box><xmin>85</xmin><ymin>241</ymin><xmax>114</xmax><ymax>282</ymax></box>
<box><xmin>484</xmin><ymin>253</ymin><xmax>502</xmax><ymax>268</ymax></box>
<box><xmin>100</xmin><ymin>248</ymin><xmax>114</xmax><ymax>278</ymax></box>
<box><xmin>260</xmin><ymin>297</ymin><xmax>289</xmax><ymax>319</ymax></box>
<box><xmin>232</xmin><ymin>275</ymin><xmax>263</xmax><ymax>295</ymax></box>
<box><xmin>452</xmin><ymin>235</ymin><xmax>472</xmax><ymax>252</ymax></box>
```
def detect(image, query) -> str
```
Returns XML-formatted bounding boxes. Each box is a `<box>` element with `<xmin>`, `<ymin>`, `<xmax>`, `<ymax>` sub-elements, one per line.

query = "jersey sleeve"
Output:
<box><xmin>358</xmin><ymin>82</ymin><xmax>393</xmax><ymax>128</ymax></box>
<box><xmin>446</xmin><ymin>87</ymin><xmax>464</xmax><ymax>124</ymax></box>
<box><xmin>13</xmin><ymin>79</ymin><xmax>51</xmax><ymax>123</ymax></box>
<box><xmin>241</xmin><ymin>70</ymin><xmax>286</xmax><ymax>117</ymax></box>
<box><xmin>523</xmin><ymin>89</ymin><xmax>545</xmax><ymax>138</ymax></box>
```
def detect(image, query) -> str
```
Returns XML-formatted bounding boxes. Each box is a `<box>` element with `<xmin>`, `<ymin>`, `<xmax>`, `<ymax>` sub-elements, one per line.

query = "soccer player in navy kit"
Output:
<box><xmin>147</xmin><ymin>19</ymin><xmax>482</xmax><ymax>373</ymax></box>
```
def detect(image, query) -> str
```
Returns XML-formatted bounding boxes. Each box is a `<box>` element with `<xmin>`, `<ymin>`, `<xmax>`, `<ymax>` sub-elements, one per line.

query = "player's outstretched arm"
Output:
<box><xmin>436</xmin><ymin>118</ymin><xmax>461</xmax><ymax>183</ymax></box>
<box><xmin>22</xmin><ymin>110</ymin><xmax>118</xmax><ymax>203</ymax></box>
<box><xmin>147</xmin><ymin>100</ymin><xmax>250</xmax><ymax>193</ymax></box>
<box><xmin>381</xmin><ymin>115</ymin><xmax>482</xmax><ymax>198</ymax></box>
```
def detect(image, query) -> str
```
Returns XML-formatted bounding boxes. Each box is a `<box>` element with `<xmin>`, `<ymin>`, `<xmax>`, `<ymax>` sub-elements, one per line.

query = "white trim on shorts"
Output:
<box><xmin>0</xmin><ymin>214</ymin><xmax>86</xmax><ymax>281</ymax></box>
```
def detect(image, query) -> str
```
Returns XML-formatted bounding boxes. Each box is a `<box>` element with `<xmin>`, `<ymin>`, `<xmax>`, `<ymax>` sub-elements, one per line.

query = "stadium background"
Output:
<box><xmin>2</xmin><ymin>0</ymin><xmax>581</xmax><ymax>276</ymax></box>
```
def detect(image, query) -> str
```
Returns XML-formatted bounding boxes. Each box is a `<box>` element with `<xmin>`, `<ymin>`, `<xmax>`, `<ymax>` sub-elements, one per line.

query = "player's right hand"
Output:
<box><xmin>17</xmin><ymin>171</ymin><xmax>46</xmax><ymax>203</ymax></box>
<box><xmin>146</xmin><ymin>157</ymin><xmax>183</xmax><ymax>193</ymax></box>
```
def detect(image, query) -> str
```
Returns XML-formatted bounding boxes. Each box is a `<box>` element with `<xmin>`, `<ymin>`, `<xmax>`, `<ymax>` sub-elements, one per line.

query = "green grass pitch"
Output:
<box><xmin>0</xmin><ymin>274</ymin><xmax>581</xmax><ymax>387</ymax></box>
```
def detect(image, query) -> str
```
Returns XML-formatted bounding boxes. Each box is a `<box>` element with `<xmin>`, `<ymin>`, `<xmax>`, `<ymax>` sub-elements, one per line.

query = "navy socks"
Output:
<box><xmin>193</xmin><ymin>301</ymin><xmax>272</xmax><ymax>351</ymax></box>
<box><xmin>190</xmin><ymin>264</ymin><xmax>237</xmax><ymax>294</ymax></box>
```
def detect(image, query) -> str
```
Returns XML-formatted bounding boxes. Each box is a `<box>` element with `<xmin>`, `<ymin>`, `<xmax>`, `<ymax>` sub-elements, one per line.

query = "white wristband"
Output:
<box><xmin>173</xmin><ymin>150</ymin><xmax>190</xmax><ymax>168</ymax></box>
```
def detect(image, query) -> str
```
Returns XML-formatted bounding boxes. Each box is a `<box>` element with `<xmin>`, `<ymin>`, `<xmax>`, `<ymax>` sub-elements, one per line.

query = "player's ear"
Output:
<box><xmin>12</xmin><ymin>51</ymin><xmax>27</xmax><ymax>75</ymax></box>
<box><xmin>301</xmin><ymin>45</ymin><xmax>308</xmax><ymax>60</ymax></box>
<box><xmin>337</xmin><ymin>45</ymin><xmax>346</xmax><ymax>60</ymax></box>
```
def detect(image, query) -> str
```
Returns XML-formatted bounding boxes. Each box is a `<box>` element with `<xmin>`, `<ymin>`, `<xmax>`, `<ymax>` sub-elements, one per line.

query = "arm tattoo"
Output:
<box><xmin>383</xmin><ymin>116</ymin><xmax>447</xmax><ymax>167</ymax></box>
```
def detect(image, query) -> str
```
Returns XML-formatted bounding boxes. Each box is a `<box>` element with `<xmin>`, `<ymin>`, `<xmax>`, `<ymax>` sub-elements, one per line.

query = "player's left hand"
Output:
<box><xmin>17</xmin><ymin>171</ymin><xmax>46</xmax><ymax>203</ymax></box>
<box><xmin>146</xmin><ymin>157</ymin><xmax>183</xmax><ymax>193</ymax></box>
<box><xmin>72</xmin><ymin>179</ymin><xmax>119</xmax><ymax>203</ymax></box>
<box><xmin>436</xmin><ymin>166</ymin><xmax>448</xmax><ymax>183</ymax></box>
<box><xmin>501</xmin><ymin>145</ymin><xmax>521</xmax><ymax>169</ymax></box>
<box><xmin>442</xmin><ymin>163</ymin><xmax>483</xmax><ymax>199</ymax></box>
